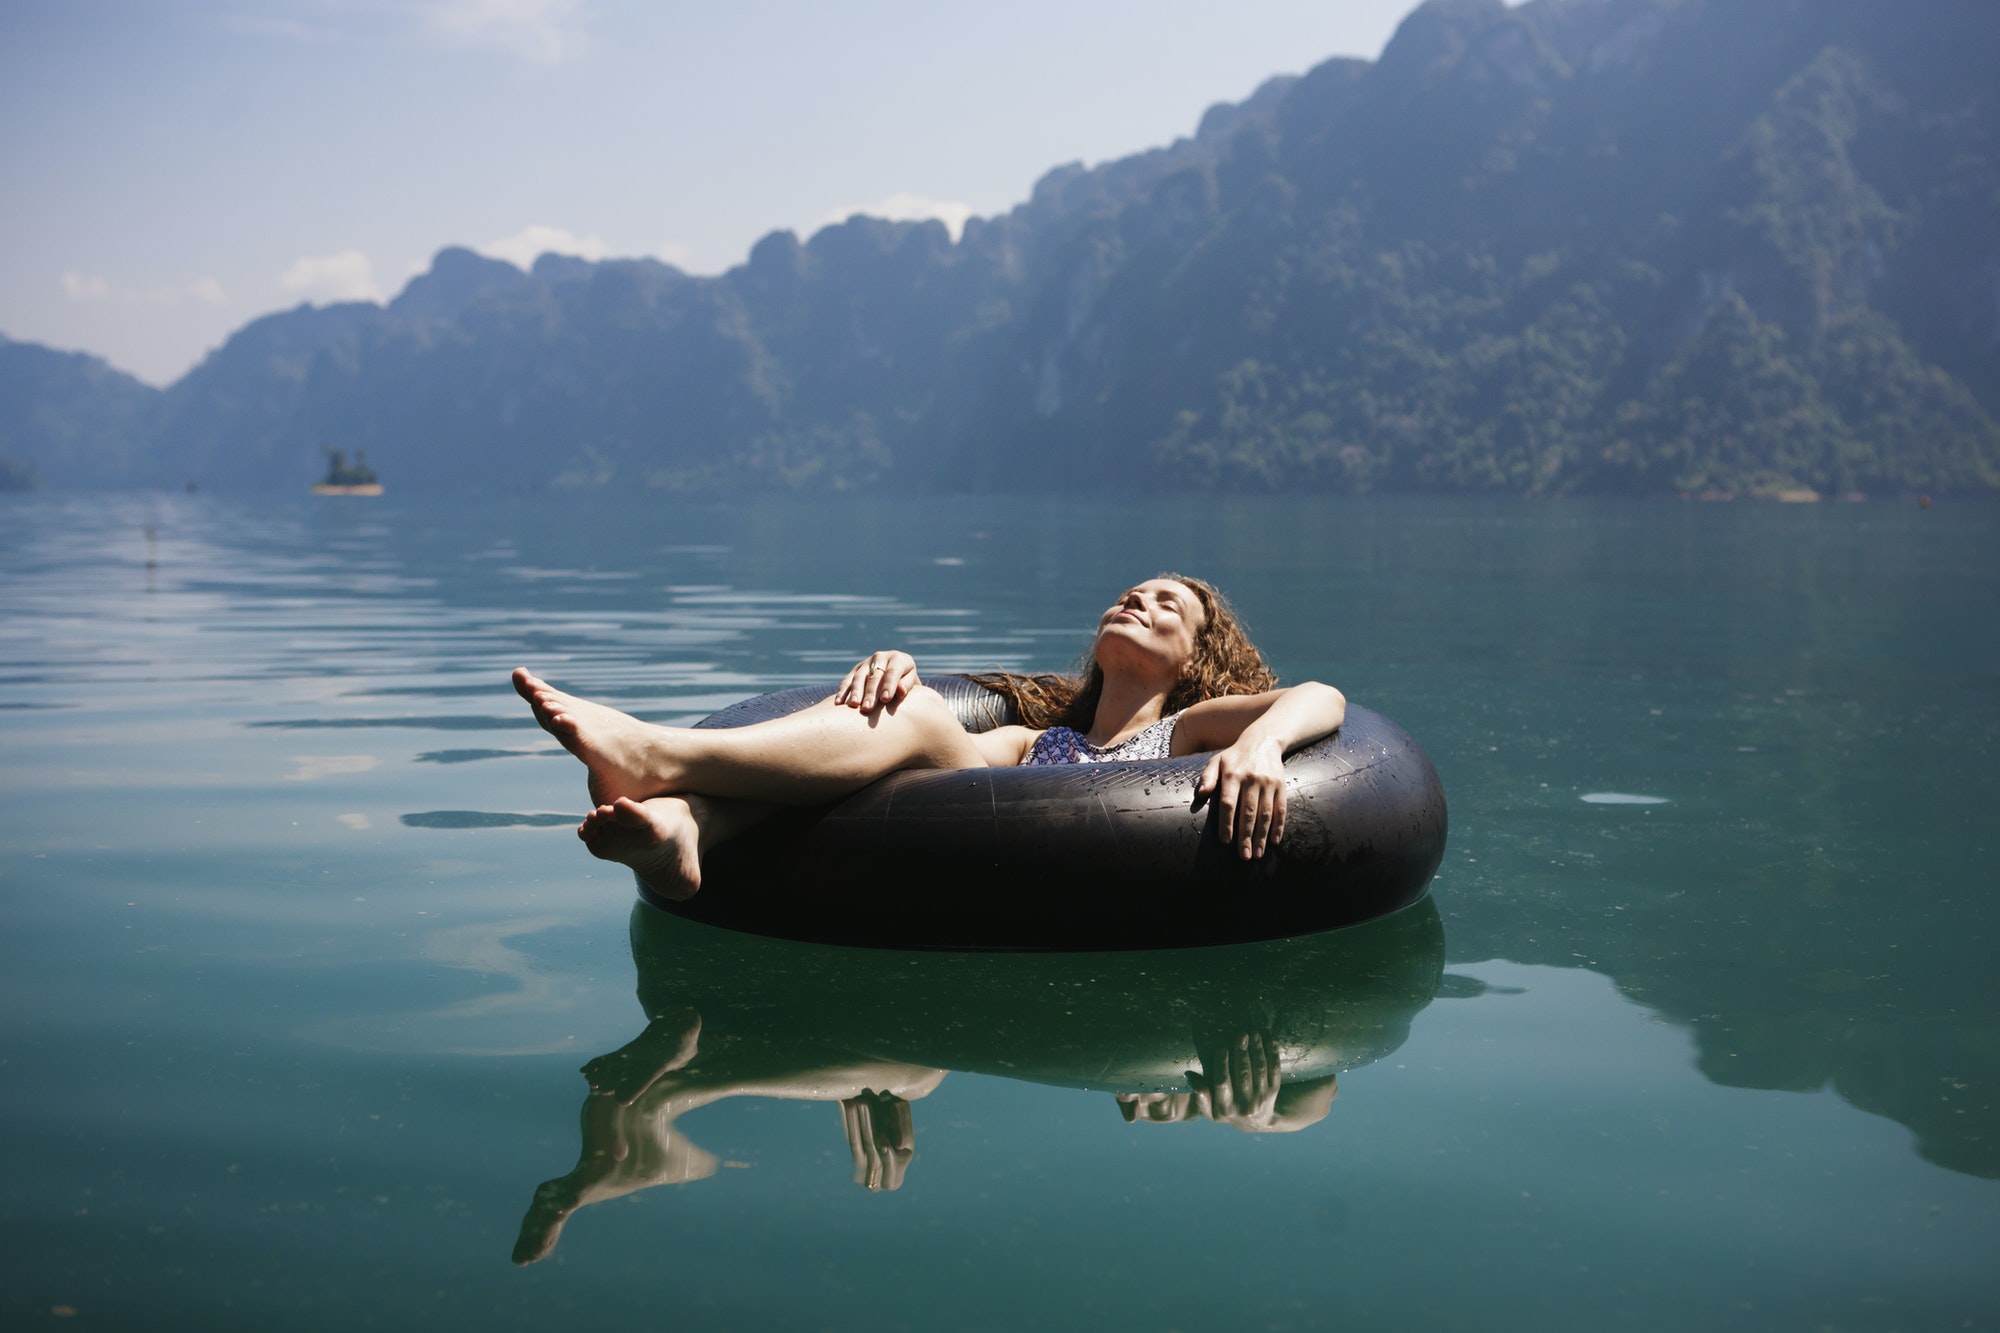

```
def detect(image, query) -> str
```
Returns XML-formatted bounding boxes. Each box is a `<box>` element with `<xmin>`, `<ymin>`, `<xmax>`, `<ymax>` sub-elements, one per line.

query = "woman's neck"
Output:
<box><xmin>1085</xmin><ymin>673</ymin><xmax>1173</xmax><ymax>747</ymax></box>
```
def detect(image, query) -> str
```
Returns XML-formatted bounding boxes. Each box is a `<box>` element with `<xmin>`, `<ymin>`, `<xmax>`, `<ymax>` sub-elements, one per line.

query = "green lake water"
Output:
<box><xmin>1</xmin><ymin>492</ymin><xmax>1994</xmax><ymax>1330</ymax></box>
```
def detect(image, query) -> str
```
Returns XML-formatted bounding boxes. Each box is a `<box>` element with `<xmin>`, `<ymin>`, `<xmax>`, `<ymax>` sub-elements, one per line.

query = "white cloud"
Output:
<box><xmin>817</xmin><ymin>192</ymin><xmax>976</xmax><ymax>242</ymax></box>
<box><xmin>279</xmin><ymin>250</ymin><xmax>385</xmax><ymax>304</ymax></box>
<box><xmin>62</xmin><ymin>270</ymin><xmax>229</xmax><ymax>306</ymax></box>
<box><xmin>62</xmin><ymin>272</ymin><xmax>112</xmax><ymax>302</ymax></box>
<box><xmin>477</xmin><ymin>224</ymin><xmax>608</xmax><ymax>270</ymax></box>
<box><xmin>421</xmin><ymin>0</ymin><xmax>587</xmax><ymax>62</ymax></box>
<box><xmin>655</xmin><ymin>239</ymin><xmax>693</xmax><ymax>267</ymax></box>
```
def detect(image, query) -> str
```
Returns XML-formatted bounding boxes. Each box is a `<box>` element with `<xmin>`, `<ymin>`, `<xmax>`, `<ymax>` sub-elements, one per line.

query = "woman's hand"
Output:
<box><xmin>1197</xmin><ymin>736</ymin><xmax>1287</xmax><ymax>859</ymax></box>
<box><xmin>833</xmin><ymin>651</ymin><xmax>920</xmax><ymax>713</ymax></box>
<box><xmin>840</xmin><ymin>1091</ymin><xmax>916</xmax><ymax>1192</ymax></box>
<box><xmin>1188</xmin><ymin>1032</ymin><xmax>1283</xmax><ymax>1131</ymax></box>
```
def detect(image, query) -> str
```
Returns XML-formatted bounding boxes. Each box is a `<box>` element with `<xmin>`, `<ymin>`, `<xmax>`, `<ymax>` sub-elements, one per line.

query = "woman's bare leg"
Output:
<box><xmin>576</xmin><ymin>793</ymin><xmax>770</xmax><ymax>901</ymax></box>
<box><xmin>513</xmin><ymin>667</ymin><xmax>986</xmax><ymax>806</ymax></box>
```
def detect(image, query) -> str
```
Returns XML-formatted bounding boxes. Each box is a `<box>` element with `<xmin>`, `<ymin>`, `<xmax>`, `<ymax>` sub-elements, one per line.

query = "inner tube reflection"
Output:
<box><xmin>513</xmin><ymin>896</ymin><xmax>1445</xmax><ymax>1264</ymax></box>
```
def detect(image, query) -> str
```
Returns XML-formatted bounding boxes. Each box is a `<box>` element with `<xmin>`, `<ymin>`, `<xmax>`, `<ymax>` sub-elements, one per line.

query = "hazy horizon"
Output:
<box><xmin>0</xmin><ymin>0</ymin><xmax>1421</xmax><ymax>386</ymax></box>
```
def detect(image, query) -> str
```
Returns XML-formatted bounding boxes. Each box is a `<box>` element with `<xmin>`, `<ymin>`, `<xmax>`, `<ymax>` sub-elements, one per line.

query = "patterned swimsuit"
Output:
<box><xmin>1021</xmin><ymin>715</ymin><xmax>1179</xmax><ymax>766</ymax></box>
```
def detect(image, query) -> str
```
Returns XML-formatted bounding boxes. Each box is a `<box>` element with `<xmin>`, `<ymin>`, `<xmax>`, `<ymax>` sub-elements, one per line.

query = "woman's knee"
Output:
<box><xmin>889</xmin><ymin>686</ymin><xmax>979</xmax><ymax>763</ymax></box>
<box><xmin>894</xmin><ymin>685</ymin><xmax>961</xmax><ymax>735</ymax></box>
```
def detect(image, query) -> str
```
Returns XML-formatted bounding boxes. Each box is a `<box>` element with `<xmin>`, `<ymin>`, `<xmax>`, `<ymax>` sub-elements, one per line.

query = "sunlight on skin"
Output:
<box><xmin>512</xmin><ymin>578</ymin><xmax>1347</xmax><ymax>890</ymax></box>
<box><xmin>577</xmin><ymin>797</ymin><xmax>702</xmax><ymax>899</ymax></box>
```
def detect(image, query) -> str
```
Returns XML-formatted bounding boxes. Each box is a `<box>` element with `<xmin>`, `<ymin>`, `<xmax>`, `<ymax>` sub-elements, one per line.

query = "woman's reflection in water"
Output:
<box><xmin>514</xmin><ymin>895</ymin><xmax>1445</xmax><ymax>1265</ymax></box>
<box><xmin>1117</xmin><ymin>1032</ymin><xmax>1339</xmax><ymax>1133</ymax></box>
<box><xmin>512</xmin><ymin>1007</ymin><xmax>946</xmax><ymax>1264</ymax></box>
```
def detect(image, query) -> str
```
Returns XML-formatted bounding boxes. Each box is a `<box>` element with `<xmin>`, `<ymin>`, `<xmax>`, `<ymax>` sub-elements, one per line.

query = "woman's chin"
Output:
<box><xmin>1094</xmin><ymin>636</ymin><xmax>1178</xmax><ymax>680</ymax></box>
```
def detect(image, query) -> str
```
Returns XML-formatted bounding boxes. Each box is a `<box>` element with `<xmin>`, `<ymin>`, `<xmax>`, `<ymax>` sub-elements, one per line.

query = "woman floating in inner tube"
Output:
<box><xmin>511</xmin><ymin>574</ymin><xmax>1346</xmax><ymax>901</ymax></box>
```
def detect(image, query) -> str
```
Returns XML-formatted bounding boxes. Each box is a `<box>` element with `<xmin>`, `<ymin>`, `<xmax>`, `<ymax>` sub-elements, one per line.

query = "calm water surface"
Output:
<box><xmin>1</xmin><ymin>493</ymin><xmax>1994</xmax><ymax>1330</ymax></box>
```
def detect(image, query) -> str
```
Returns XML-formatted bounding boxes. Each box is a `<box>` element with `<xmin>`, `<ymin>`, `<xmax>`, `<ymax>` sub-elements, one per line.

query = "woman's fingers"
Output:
<box><xmin>1201</xmin><ymin>754</ymin><xmax>1291</xmax><ymax>857</ymax></box>
<box><xmin>890</xmin><ymin>654</ymin><xmax>919</xmax><ymax>706</ymax></box>
<box><xmin>1207</xmin><ymin>1057</ymin><xmax>1235</xmax><ymax>1117</ymax></box>
<box><xmin>846</xmin><ymin>652</ymin><xmax>917</xmax><ymax>711</ymax></box>
<box><xmin>1181</xmin><ymin>1076</ymin><xmax>1211</xmax><ymax>1122</ymax></box>
<box><xmin>1229</xmin><ymin>779</ymin><xmax>1258</xmax><ymax>858</ymax></box>
<box><xmin>1229</xmin><ymin>775</ymin><xmax>1287</xmax><ymax>858</ymax></box>
<box><xmin>836</xmin><ymin>659</ymin><xmax>872</xmax><ymax>706</ymax></box>
<box><xmin>1249</xmin><ymin>786</ymin><xmax>1275</xmax><ymax>858</ymax></box>
<box><xmin>837</xmin><ymin>653</ymin><xmax>896</xmax><ymax>710</ymax></box>
<box><xmin>884</xmin><ymin>656</ymin><xmax>916</xmax><ymax>704</ymax></box>
<box><xmin>1232</xmin><ymin>1035</ymin><xmax>1256</xmax><ymax>1106</ymax></box>
<box><xmin>1214</xmin><ymin>772</ymin><xmax>1240</xmax><ymax>846</ymax></box>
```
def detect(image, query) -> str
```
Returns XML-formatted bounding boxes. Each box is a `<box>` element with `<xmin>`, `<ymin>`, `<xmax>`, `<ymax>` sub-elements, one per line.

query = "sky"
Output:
<box><xmin>0</xmin><ymin>0</ymin><xmax>1422</xmax><ymax>385</ymax></box>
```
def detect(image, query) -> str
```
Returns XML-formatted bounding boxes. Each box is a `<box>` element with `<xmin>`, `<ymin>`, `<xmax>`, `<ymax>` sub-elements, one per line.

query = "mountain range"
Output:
<box><xmin>3</xmin><ymin>0</ymin><xmax>1996</xmax><ymax>497</ymax></box>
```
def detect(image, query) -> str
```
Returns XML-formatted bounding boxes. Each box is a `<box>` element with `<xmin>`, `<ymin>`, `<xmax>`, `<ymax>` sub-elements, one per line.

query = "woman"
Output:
<box><xmin>512</xmin><ymin>575</ymin><xmax>1345</xmax><ymax>900</ymax></box>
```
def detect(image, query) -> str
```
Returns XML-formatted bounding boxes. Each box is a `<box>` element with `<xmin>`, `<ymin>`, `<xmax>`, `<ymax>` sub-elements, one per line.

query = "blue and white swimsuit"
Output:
<box><xmin>1021</xmin><ymin>715</ymin><xmax>1178</xmax><ymax>766</ymax></box>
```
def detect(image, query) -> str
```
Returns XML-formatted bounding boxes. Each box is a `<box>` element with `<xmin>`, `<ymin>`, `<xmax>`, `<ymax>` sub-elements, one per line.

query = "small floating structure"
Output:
<box><xmin>312</xmin><ymin>446</ymin><xmax>383</xmax><ymax>496</ymax></box>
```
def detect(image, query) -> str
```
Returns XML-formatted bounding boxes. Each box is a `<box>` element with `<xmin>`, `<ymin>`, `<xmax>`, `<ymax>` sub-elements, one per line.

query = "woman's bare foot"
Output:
<box><xmin>513</xmin><ymin>667</ymin><xmax>678</xmax><ymax>805</ymax></box>
<box><xmin>578</xmin><ymin>796</ymin><xmax>703</xmax><ymax>900</ymax></box>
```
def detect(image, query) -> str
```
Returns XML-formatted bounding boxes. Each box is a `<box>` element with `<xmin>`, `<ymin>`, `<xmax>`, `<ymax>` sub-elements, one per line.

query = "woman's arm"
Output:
<box><xmin>1172</xmin><ymin>682</ymin><xmax>1346</xmax><ymax>861</ymax></box>
<box><xmin>1173</xmin><ymin>682</ymin><xmax>1346</xmax><ymax>755</ymax></box>
<box><xmin>970</xmin><ymin>725</ymin><xmax>1039</xmax><ymax>767</ymax></box>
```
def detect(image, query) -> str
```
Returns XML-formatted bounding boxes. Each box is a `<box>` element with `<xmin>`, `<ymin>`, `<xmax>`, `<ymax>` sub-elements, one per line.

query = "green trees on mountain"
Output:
<box><xmin>1133</xmin><ymin>9</ymin><xmax>2000</xmax><ymax>498</ymax></box>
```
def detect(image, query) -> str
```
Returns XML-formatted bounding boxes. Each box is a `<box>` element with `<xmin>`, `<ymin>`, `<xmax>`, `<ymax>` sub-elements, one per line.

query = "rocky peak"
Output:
<box><xmin>389</xmin><ymin>246</ymin><xmax>534</xmax><ymax>321</ymax></box>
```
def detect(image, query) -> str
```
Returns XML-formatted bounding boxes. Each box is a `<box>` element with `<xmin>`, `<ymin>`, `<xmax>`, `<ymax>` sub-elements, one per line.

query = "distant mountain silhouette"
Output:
<box><xmin>4</xmin><ymin>0</ymin><xmax>1996</xmax><ymax>495</ymax></box>
<box><xmin>0</xmin><ymin>334</ymin><xmax>157</xmax><ymax>488</ymax></box>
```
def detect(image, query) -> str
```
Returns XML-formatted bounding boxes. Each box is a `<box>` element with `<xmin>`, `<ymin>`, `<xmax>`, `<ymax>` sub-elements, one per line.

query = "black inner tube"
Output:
<box><xmin>644</xmin><ymin>676</ymin><xmax>1447</xmax><ymax>951</ymax></box>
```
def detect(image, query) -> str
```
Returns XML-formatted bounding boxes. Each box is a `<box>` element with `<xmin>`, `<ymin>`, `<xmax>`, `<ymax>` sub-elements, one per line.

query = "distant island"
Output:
<box><xmin>311</xmin><ymin>446</ymin><xmax>382</xmax><ymax>496</ymax></box>
<box><xmin>1</xmin><ymin>0</ymin><xmax>1995</xmax><ymax>498</ymax></box>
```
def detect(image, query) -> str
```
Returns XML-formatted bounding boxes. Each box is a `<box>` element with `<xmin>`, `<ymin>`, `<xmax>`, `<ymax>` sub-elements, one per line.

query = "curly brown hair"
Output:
<box><xmin>970</xmin><ymin>574</ymin><xmax>1278</xmax><ymax>731</ymax></box>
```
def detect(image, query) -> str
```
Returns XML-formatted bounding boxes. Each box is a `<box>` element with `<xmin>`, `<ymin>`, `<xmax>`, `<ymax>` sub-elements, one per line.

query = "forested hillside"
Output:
<box><xmin>4</xmin><ymin>0</ymin><xmax>1995</xmax><ymax>496</ymax></box>
<box><xmin>0</xmin><ymin>336</ymin><xmax>158</xmax><ymax>490</ymax></box>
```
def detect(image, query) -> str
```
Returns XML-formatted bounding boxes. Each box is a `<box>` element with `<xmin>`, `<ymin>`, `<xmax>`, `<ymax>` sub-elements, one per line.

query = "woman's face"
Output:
<box><xmin>1093</xmin><ymin>579</ymin><xmax>1205</xmax><ymax>683</ymax></box>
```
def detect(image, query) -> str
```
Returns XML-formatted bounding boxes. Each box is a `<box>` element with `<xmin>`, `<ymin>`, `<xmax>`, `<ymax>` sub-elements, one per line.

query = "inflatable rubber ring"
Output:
<box><xmin>641</xmin><ymin>675</ymin><xmax>1448</xmax><ymax>951</ymax></box>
